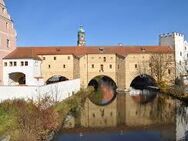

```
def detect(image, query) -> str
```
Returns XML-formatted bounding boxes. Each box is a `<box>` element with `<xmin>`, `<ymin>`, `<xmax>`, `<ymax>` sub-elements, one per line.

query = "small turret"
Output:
<box><xmin>77</xmin><ymin>25</ymin><xmax>86</xmax><ymax>46</ymax></box>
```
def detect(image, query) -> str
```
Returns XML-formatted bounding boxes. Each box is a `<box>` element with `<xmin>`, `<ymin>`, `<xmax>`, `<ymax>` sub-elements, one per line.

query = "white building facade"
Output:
<box><xmin>3</xmin><ymin>58</ymin><xmax>44</xmax><ymax>86</ymax></box>
<box><xmin>160</xmin><ymin>32</ymin><xmax>188</xmax><ymax>76</ymax></box>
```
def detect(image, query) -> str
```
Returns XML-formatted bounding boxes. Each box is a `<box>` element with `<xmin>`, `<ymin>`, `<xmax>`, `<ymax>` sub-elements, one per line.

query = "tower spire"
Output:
<box><xmin>77</xmin><ymin>25</ymin><xmax>86</xmax><ymax>46</ymax></box>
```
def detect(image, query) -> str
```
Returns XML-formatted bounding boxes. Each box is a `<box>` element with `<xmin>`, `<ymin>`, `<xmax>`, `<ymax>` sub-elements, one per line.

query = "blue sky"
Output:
<box><xmin>6</xmin><ymin>0</ymin><xmax>188</xmax><ymax>46</ymax></box>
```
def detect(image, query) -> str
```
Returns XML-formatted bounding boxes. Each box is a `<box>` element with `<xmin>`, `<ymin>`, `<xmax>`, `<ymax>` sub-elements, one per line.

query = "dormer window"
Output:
<box><xmin>99</xmin><ymin>48</ymin><xmax>104</xmax><ymax>53</ymax></box>
<box><xmin>141</xmin><ymin>48</ymin><xmax>146</xmax><ymax>52</ymax></box>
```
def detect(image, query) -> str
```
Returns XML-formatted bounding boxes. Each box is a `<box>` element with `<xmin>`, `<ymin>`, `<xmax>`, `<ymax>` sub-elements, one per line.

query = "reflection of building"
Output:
<box><xmin>0</xmin><ymin>0</ymin><xmax>17</xmax><ymax>84</ymax></box>
<box><xmin>80</xmin><ymin>94</ymin><xmax>176</xmax><ymax>129</ymax></box>
<box><xmin>176</xmin><ymin>104</ymin><xmax>188</xmax><ymax>141</ymax></box>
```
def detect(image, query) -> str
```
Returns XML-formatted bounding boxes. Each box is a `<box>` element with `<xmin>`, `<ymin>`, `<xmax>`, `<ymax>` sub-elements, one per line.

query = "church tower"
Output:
<box><xmin>77</xmin><ymin>25</ymin><xmax>86</xmax><ymax>46</ymax></box>
<box><xmin>0</xmin><ymin>0</ymin><xmax>17</xmax><ymax>84</ymax></box>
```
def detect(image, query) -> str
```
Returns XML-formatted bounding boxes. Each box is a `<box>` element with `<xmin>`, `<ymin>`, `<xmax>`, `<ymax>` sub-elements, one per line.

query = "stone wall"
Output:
<box><xmin>0</xmin><ymin>79</ymin><xmax>80</xmax><ymax>102</ymax></box>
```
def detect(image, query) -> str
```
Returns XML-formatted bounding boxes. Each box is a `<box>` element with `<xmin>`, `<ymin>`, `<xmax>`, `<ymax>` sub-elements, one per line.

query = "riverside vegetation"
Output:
<box><xmin>0</xmin><ymin>88</ymin><xmax>94</xmax><ymax>141</ymax></box>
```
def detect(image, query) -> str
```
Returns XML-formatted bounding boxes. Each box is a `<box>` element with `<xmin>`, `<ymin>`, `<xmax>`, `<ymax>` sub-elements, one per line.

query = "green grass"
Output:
<box><xmin>0</xmin><ymin>105</ymin><xmax>18</xmax><ymax>136</ymax></box>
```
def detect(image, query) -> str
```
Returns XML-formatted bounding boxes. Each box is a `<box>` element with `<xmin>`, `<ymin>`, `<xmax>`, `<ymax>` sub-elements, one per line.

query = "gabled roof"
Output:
<box><xmin>3</xmin><ymin>46</ymin><xmax>173</xmax><ymax>60</ymax></box>
<box><xmin>3</xmin><ymin>48</ymin><xmax>41</xmax><ymax>60</ymax></box>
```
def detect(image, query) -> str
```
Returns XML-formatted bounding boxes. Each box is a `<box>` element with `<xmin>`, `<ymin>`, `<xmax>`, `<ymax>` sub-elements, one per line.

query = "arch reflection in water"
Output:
<box><xmin>88</xmin><ymin>75</ymin><xmax>117</xmax><ymax>106</ymax></box>
<box><xmin>130</xmin><ymin>74</ymin><xmax>159</xmax><ymax>104</ymax></box>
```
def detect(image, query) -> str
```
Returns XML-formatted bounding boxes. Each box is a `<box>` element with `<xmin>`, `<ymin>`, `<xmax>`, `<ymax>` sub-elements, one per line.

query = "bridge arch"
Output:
<box><xmin>88</xmin><ymin>75</ymin><xmax>117</xmax><ymax>106</ymax></box>
<box><xmin>130</xmin><ymin>74</ymin><xmax>157</xmax><ymax>90</ymax></box>
<box><xmin>46</xmin><ymin>75</ymin><xmax>69</xmax><ymax>85</ymax></box>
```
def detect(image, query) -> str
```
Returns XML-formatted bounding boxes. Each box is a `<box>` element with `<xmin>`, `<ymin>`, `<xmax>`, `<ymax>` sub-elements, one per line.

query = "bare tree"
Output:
<box><xmin>149</xmin><ymin>53</ymin><xmax>175</xmax><ymax>84</ymax></box>
<box><xmin>136</xmin><ymin>53</ymin><xmax>175</xmax><ymax>85</ymax></box>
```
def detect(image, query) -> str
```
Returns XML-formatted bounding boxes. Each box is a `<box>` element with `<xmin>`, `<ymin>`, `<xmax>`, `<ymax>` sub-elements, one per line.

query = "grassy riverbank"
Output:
<box><xmin>0</xmin><ymin>88</ymin><xmax>94</xmax><ymax>141</ymax></box>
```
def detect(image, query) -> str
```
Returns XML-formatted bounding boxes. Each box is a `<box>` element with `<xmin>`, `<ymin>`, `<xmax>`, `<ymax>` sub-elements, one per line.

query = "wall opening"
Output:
<box><xmin>130</xmin><ymin>74</ymin><xmax>157</xmax><ymax>90</ymax></box>
<box><xmin>9</xmin><ymin>72</ymin><xmax>26</xmax><ymax>85</ymax></box>
<box><xmin>130</xmin><ymin>74</ymin><xmax>158</xmax><ymax>104</ymax></box>
<box><xmin>46</xmin><ymin>75</ymin><xmax>69</xmax><ymax>85</ymax></box>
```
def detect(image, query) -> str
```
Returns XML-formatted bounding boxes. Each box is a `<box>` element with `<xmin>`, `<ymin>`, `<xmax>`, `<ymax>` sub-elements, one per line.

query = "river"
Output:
<box><xmin>53</xmin><ymin>91</ymin><xmax>188</xmax><ymax>141</ymax></box>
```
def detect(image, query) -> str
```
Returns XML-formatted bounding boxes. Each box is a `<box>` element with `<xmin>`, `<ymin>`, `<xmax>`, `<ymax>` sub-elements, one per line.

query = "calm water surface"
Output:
<box><xmin>53</xmin><ymin>90</ymin><xmax>188</xmax><ymax>141</ymax></box>
<box><xmin>54</xmin><ymin>131</ymin><xmax>162</xmax><ymax>141</ymax></box>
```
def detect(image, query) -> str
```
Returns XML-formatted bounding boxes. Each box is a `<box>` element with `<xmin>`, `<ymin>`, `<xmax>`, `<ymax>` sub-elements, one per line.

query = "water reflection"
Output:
<box><xmin>54</xmin><ymin>131</ymin><xmax>163</xmax><ymax>141</ymax></box>
<box><xmin>56</xmin><ymin>91</ymin><xmax>176</xmax><ymax>141</ymax></box>
<box><xmin>129</xmin><ymin>87</ymin><xmax>158</xmax><ymax>104</ymax></box>
<box><xmin>88</xmin><ymin>76</ymin><xmax>117</xmax><ymax>106</ymax></box>
<box><xmin>176</xmin><ymin>102</ymin><xmax>188</xmax><ymax>141</ymax></box>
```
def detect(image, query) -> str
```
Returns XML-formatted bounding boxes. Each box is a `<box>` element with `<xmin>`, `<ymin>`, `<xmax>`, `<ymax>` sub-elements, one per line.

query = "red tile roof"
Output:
<box><xmin>3</xmin><ymin>46</ymin><xmax>173</xmax><ymax>60</ymax></box>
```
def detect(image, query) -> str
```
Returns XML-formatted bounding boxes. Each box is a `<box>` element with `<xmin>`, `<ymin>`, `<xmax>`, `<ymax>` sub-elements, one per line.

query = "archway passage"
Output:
<box><xmin>130</xmin><ymin>74</ymin><xmax>158</xmax><ymax>104</ymax></box>
<box><xmin>46</xmin><ymin>75</ymin><xmax>69</xmax><ymax>85</ymax></box>
<box><xmin>9</xmin><ymin>72</ymin><xmax>26</xmax><ymax>85</ymax></box>
<box><xmin>88</xmin><ymin>75</ymin><xmax>117</xmax><ymax>106</ymax></box>
<box><xmin>130</xmin><ymin>74</ymin><xmax>157</xmax><ymax>90</ymax></box>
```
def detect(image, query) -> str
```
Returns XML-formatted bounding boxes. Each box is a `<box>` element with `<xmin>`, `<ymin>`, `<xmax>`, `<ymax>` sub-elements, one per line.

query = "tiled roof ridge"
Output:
<box><xmin>3</xmin><ymin>45</ymin><xmax>173</xmax><ymax>60</ymax></box>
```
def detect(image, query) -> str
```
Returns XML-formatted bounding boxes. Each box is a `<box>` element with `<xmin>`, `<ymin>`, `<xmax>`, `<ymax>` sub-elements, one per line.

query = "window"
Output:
<box><xmin>63</xmin><ymin>64</ymin><xmax>66</xmax><ymax>68</ymax></box>
<box><xmin>118</xmin><ymin>65</ymin><xmax>120</xmax><ymax>69</ymax></box>
<box><xmin>43</xmin><ymin>57</ymin><xmax>46</xmax><ymax>60</ymax></box>
<box><xmin>149</xmin><ymin>63</ymin><xmax>152</xmax><ymax>67</ymax></box>
<box><xmin>21</xmin><ymin>61</ymin><xmax>24</xmax><ymax>66</ymax></box>
<box><xmin>103</xmin><ymin>57</ymin><xmax>106</xmax><ymax>62</ymax></box>
<box><xmin>111</xmin><ymin>57</ymin><xmax>113</xmax><ymax>59</ymax></box>
<box><xmin>4</xmin><ymin>62</ymin><xmax>7</xmax><ymax>67</ymax></box>
<box><xmin>2</xmin><ymin>7</ymin><xmax>5</xmax><ymax>13</ymax></box>
<box><xmin>25</xmin><ymin>61</ymin><xmax>28</xmax><ymax>66</ymax></box>
<box><xmin>179</xmin><ymin>61</ymin><xmax>182</xmax><ymax>65</ymax></box>
<box><xmin>68</xmin><ymin>56</ymin><xmax>70</xmax><ymax>60</ymax></box>
<box><xmin>109</xmin><ymin>64</ymin><xmax>112</xmax><ymax>69</ymax></box>
<box><xmin>185</xmin><ymin>46</ymin><xmax>187</xmax><ymax>50</ymax></box>
<box><xmin>100</xmin><ymin>64</ymin><xmax>104</xmax><ymax>71</ymax></box>
<box><xmin>92</xmin><ymin>113</ymin><xmax>95</xmax><ymax>118</ymax></box>
<box><xmin>6</xmin><ymin>39</ymin><xmax>10</xmax><ymax>48</ymax></box>
<box><xmin>135</xmin><ymin>64</ymin><xmax>138</xmax><ymax>68</ymax></box>
<box><xmin>13</xmin><ymin>61</ymin><xmax>17</xmax><ymax>66</ymax></box>
<box><xmin>168</xmin><ymin>69</ymin><xmax>171</xmax><ymax>75</ymax></box>
<box><xmin>9</xmin><ymin>62</ymin><xmax>13</xmax><ymax>66</ymax></box>
<box><xmin>48</xmin><ymin>65</ymin><xmax>51</xmax><ymax>69</ymax></box>
<box><xmin>92</xmin><ymin>64</ymin><xmax>94</xmax><ymax>68</ymax></box>
<box><xmin>180</xmin><ymin>52</ymin><xmax>182</xmax><ymax>56</ymax></box>
<box><xmin>6</xmin><ymin>22</ymin><xmax>9</xmax><ymax>29</ymax></box>
<box><xmin>54</xmin><ymin>57</ymin><xmax>56</xmax><ymax>60</ymax></box>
